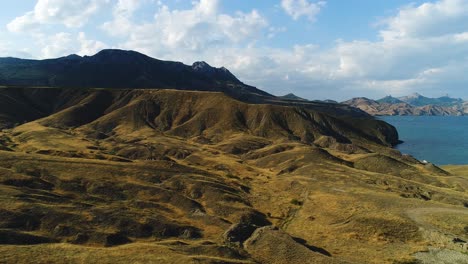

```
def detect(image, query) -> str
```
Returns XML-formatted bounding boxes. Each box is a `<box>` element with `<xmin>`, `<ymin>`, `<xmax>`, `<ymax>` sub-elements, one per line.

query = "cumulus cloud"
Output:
<box><xmin>108</xmin><ymin>0</ymin><xmax>267</xmax><ymax>56</ymax></box>
<box><xmin>281</xmin><ymin>0</ymin><xmax>326</xmax><ymax>21</ymax></box>
<box><xmin>40</xmin><ymin>32</ymin><xmax>74</xmax><ymax>58</ymax></box>
<box><xmin>38</xmin><ymin>32</ymin><xmax>107</xmax><ymax>58</ymax></box>
<box><xmin>77</xmin><ymin>32</ymin><xmax>107</xmax><ymax>56</ymax></box>
<box><xmin>380</xmin><ymin>0</ymin><xmax>468</xmax><ymax>40</ymax></box>
<box><xmin>101</xmin><ymin>0</ymin><xmax>141</xmax><ymax>37</ymax></box>
<box><xmin>7</xmin><ymin>0</ymin><xmax>109</xmax><ymax>32</ymax></box>
<box><xmin>7</xmin><ymin>12</ymin><xmax>39</xmax><ymax>33</ymax></box>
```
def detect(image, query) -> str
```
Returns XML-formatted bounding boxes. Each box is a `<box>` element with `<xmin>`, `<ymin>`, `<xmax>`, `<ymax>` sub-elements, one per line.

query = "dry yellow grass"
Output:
<box><xmin>0</xmin><ymin>89</ymin><xmax>466</xmax><ymax>263</ymax></box>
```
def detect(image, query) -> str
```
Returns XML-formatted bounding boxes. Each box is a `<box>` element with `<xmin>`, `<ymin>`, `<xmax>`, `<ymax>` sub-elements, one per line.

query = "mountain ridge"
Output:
<box><xmin>0</xmin><ymin>49</ymin><xmax>372</xmax><ymax>118</ymax></box>
<box><xmin>0</xmin><ymin>49</ymin><xmax>270</xmax><ymax>100</ymax></box>
<box><xmin>343</xmin><ymin>93</ymin><xmax>467</xmax><ymax>116</ymax></box>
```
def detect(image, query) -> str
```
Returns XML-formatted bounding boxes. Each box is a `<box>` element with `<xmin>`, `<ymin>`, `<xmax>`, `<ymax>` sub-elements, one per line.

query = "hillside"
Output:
<box><xmin>0</xmin><ymin>88</ymin><xmax>467</xmax><ymax>263</ymax></box>
<box><xmin>377</xmin><ymin>96</ymin><xmax>404</xmax><ymax>104</ymax></box>
<box><xmin>343</xmin><ymin>94</ymin><xmax>467</xmax><ymax>116</ymax></box>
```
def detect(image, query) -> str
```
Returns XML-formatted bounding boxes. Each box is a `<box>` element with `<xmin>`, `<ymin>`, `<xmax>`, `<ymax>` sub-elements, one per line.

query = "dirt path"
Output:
<box><xmin>406</xmin><ymin>207</ymin><xmax>468</xmax><ymax>237</ymax></box>
<box><xmin>406</xmin><ymin>207</ymin><xmax>468</xmax><ymax>263</ymax></box>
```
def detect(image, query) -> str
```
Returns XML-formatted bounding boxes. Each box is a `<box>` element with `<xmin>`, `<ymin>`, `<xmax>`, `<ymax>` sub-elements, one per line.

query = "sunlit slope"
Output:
<box><xmin>0</xmin><ymin>89</ymin><xmax>466</xmax><ymax>263</ymax></box>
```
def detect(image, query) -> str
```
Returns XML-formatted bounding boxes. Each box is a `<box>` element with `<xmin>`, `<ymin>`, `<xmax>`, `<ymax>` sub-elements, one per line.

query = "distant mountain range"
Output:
<box><xmin>343</xmin><ymin>93</ymin><xmax>468</xmax><ymax>116</ymax></box>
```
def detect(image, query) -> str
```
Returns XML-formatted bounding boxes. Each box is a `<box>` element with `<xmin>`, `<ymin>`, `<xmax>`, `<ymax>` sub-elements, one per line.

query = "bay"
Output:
<box><xmin>379</xmin><ymin>116</ymin><xmax>468</xmax><ymax>165</ymax></box>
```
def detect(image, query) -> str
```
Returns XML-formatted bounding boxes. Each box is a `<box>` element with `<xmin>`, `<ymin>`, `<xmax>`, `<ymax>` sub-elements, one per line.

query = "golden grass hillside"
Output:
<box><xmin>0</xmin><ymin>88</ymin><xmax>466</xmax><ymax>264</ymax></box>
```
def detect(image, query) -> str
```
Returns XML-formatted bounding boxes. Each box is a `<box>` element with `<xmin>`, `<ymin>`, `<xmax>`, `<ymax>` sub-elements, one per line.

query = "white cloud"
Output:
<box><xmin>281</xmin><ymin>0</ymin><xmax>325</xmax><ymax>22</ymax></box>
<box><xmin>7</xmin><ymin>12</ymin><xmax>39</xmax><ymax>33</ymax></box>
<box><xmin>77</xmin><ymin>32</ymin><xmax>107</xmax><ymax>56</ymax></box>
<box><xmin>37</xmin><ymin>32</ymin><xmax>107</xmax><ymax>58</ymax></box>
<box><xmin>108</xmin><ymin>0</ymin><xmax>268</xmax><ymax>55</ymax></box>
<box><xmin>7</xmin><ymin>0</ymin><xmax>109</xmax><ymax>32</ymax></box>
<box><xmin>40</xmin><ymin>32</ymin><xmax>74</xmax><ymax>58</ymax></box>
<box><xmin>268</xmin><ymin>26</ymin><xmax>287</xmax><ymax>39</ymax></box>
<box><xmin>380</xmin><ymin>0</ymin><xmax>468</xmax><ymax>40</ymax></box>
<box><xmin>114</xmin><ymin>0</ymin><xmax>141</xmax><ymax>17</ymax></box>
<box><xmin>101</xmin><ymin>0</ymin><xmax>141</xmax><ymax>37</ymax></box>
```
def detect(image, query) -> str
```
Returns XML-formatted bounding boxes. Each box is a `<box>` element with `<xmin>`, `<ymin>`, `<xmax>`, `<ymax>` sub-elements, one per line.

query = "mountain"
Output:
<box><xmin>0</xmin><ymin>49</ymin><xmax>369</xmax><ymax>118</ymax></box>
<box><xmin>0</xmin><ymin>49</ymin><xmax>270</xmax><ymax>100</ymax></box>
<box><xmin>342</xmin><ymin>97</ymin><xmax>416</xmax><ymax>116</ymax></box>
<box><xmin>398</xmin><ymin>93</ymin><xmax>463</xmax><ymax>107</ymax></box>
<box><xmin>377</xmin><ymin>95</ymin><xmax>404</xmax><ymax>104</ymax></box>
<box><xmin>278</xmin><ymin>93</ymin><xmax>308</xmax><ymax>101</ymax></box>
<box><xmin>0</xmin><ymin>87</ymin><xmax>399</xmax><ymax>146</ymax></box>
<box><xmin>344</xmin><ymin>93</ymin><xmax>467</xmax><ymax>116</ymax></box>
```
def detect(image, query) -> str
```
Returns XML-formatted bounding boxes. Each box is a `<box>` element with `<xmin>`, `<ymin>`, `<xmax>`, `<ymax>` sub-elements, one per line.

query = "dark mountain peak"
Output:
<box><xmin>92</xmin><ymin>49</ymin><xmax>144</xmax><ymax>57</ymax></box>
<box><xmin>84</xmin><ymin>49</ymin><xmax>155</xmax><ymax>64</ymax></box>
<box><xmin>192</xmin><ymin>61</ymin><xmax>211</xmax><ymax>70</ymax></box>
<box><xmin>279</xmin><ymin>93</ymin><xmax>308</xmax><ymax>101</ymax></box>
<box><xmin>192</xmin><ymin>61</ymin><xmax>238</xmax><ymax>82</ymax></box>
<box><xmin>61</xmin><ymin>54</ymin><xmax>82</xmax><ymax>60</ymax></box>
<box><xmin>219</xmin><ymin>66</ymin><xmax>230</xmax><ymax>72</ymax></box>
<box><xmin>192</xmin><ymin>61</ymin><xmax>216</xmax><ymax>75</ymax></box>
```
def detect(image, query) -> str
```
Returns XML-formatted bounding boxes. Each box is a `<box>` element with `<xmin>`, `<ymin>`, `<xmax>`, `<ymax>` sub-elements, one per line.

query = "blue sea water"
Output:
<box><xmin>379</xmin><ymin>116</ymin><xmax>468</xmax><ymax>165</ymax></box>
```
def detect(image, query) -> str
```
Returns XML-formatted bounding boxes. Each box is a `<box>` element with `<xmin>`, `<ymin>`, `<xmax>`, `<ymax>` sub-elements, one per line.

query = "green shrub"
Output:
<box><xmin>290</xmin><ymin>199</ymin><xmax>303</xmax><ymax>206</ymax></box>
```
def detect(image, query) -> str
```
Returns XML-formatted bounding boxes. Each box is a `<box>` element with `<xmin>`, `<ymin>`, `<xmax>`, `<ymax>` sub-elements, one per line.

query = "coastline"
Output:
<box><xmin>380</xmin><ymin>116</ymin><xmax>468</xmax><ymax>166</ymax></box>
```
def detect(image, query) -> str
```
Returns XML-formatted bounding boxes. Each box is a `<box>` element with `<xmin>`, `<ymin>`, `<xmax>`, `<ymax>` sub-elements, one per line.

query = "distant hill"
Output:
<box><xmin>343</xmin><ymin>94</ymin><xmax>467</xmax><ymax>116</ymax></box>
<box><xmin>278</xmin><ymin>93</ymin><xmax>308</xmax><ymax>101</ymax></box>
<box><xmin>398</xmin><ymin>93</ymin><xmax>463</xmax><ymax>107</ymax></box>
<box><xmin>377</xmin><ymin>96</ymin><xmax>404</xmax><ymax>104</ymax></box>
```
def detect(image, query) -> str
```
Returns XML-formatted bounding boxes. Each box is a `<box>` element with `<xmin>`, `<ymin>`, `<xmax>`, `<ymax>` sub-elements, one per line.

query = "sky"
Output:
<box><xmin>1</xmin><ymin>0</ymin><xmax>468</xmax><ymax>101</ymax></box>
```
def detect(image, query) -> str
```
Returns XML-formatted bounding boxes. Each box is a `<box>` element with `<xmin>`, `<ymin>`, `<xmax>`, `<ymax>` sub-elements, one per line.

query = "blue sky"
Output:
<box><xmin>1</xmin><ymin>0</ymin><xmax>468</xmax><ymax>100</ymax></box>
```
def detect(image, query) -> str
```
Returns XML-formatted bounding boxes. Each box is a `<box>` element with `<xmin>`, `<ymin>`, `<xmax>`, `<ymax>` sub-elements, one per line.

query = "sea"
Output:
<box><xmin>379</xmin><ymin>116</ymin><xmax>468</xmax><ymax>165</ymax></box>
